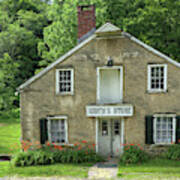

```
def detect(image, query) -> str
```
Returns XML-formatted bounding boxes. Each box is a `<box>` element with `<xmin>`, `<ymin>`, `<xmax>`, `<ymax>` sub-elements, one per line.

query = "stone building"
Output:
<box><xmin>17</xmin><ymin>5</ymin><xmax>180</xmax><ymax>157</ymax></box>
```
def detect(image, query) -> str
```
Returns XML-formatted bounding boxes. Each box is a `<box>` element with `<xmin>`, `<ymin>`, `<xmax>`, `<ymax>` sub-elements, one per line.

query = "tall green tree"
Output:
<box><xmin>38</xmin><ymin>0</ymin><xmax>106</xmax><ymax>69</ymax></box>
<box><xmin>105</xmin><ymin>0</ymin><xmax>180</xmax><ymax>62</ymax></box>
<box><xmin>0</xmin><ymin>0</ymin><xmax>49</xmax><ymax>110</ymax></box>
<box><xmin>0</xmin><ymin>54</ymin><xmax>19</xmax><ymax>110</ymax></box>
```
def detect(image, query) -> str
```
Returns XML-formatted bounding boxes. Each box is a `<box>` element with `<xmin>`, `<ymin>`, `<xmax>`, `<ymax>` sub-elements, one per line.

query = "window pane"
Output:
<box><xmin>114</xmin><ymin>120</ymin><xmax>120</xmax><ymax>135</ymax></box>
<box><xmin>102</xmin><ymin>120</ymin><xmax>108</xmax><ymax>136</ymax></box>
<box><xmin>155</xmin><ymin>116</ymin><xmax>173</xmax><ymax>144</ymax></box>
<box><xmin>58</xmin><ymin>70</ymin><xmax>72</xmax><ymax>93</ymax></box>
<box><xmin>150</xmin><ymin>66</ymin><xmax>165</xmax><ymax>91</ymax></box>
<box><xmin>50</xmin><ymin>119</ymin><xmax>66</xmax><ymax>144</ymax></box>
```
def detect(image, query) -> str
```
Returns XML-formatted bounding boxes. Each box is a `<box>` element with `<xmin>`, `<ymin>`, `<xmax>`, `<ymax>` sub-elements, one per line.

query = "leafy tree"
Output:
<box><xmin>38</xmin><ymin>0</ymin><xmax>106</xmax><ymax>69</ymax></box>
<box><xmin>105</xmin><ymin>0</ymin><xmax>180</xmax><ymax>62</ymax></box>
<box><xmin>0</xmin><ymin>0</ymin><xmax>49</xmax><ymax>110</ymax></box>
<box><xmin>0</xmin><ymin>54</ymin><xmax>19</xmax><ymax>110</ymax></box>
<box><xmin>0</xmin><ymin>24</ymin><xmax>38</xmax><ymax>85</ymax></box>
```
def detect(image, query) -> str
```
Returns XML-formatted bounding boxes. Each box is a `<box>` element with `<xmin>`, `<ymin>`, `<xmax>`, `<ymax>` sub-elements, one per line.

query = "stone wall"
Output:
<box><xmin>20</xmin><ymin>35</ymin><xmax>180</xmax><ymax>151</ymax></box>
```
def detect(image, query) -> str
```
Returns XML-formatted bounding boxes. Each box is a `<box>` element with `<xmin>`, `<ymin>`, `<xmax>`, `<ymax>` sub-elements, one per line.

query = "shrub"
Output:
<box><xmin>11</xmin><ymin>141</ymin><xmax>104</xmax><ymax>167</ymax></box>
<box><xmin>11</xmin><ymin>151</ymin><xmax>55</xmax><ymax>167</ymax></box>
<box><xmin>165</xmin><ymin>144</ymin><xmax>180</xmax><ymax>161</ymax></box>
<box><xmin>120</xmin><ymin>144</ymin><xmax>149</xmax><ymax>164</ymax></box>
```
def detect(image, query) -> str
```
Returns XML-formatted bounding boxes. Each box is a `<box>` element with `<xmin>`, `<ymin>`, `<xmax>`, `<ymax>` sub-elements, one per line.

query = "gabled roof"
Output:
<box><xmin>96</xmin><ymin>22</ymin><xmax>121</xmax><ymax>33</ymax></box>
<box><xmin>17</xmin><ymin>23</ymin><xmax>180</xmax><ymax>92</ymax></box>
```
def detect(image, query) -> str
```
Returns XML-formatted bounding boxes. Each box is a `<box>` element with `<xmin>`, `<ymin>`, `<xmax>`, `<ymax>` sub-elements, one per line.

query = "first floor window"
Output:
<box><xmin>154</xmin><ymin>115</ymin><xmax>176</xmax><ymax>144</ymax></box>
<box><xmin>56</xmin><ymin>69</ymin><xmax>74</xmax><ymax>94</ymax></box>
<box><xmin>47</xmin><ymin>116</ymin><xmax>68</xmax><ymax>144</ymax></box>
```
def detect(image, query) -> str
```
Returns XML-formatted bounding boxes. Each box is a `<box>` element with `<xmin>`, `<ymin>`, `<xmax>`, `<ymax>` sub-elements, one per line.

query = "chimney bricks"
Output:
<box><xmin>77</xmin><ymin>5</ymin><xmax>96</xmax><ymax>42</ymax></box>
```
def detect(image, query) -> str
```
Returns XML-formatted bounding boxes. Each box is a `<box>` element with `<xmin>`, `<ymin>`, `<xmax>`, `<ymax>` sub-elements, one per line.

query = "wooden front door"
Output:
<box><xmin>98</xmin><ymin>119</ymin><xmax>122</xmax><ymax>157</ymax></box>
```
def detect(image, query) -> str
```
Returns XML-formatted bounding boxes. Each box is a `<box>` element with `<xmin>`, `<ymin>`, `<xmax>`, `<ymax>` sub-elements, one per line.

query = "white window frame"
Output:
<box><xmin>47</xmin><ymin>116</ymin><xmax>68</xmax><ymax>145</ymax></box>
<box><xmin>56</xmin><ymin>69</ymin><xmax>74</xmax><ymax>95</ymax></box>
<box><xmin>147</xmin><ymin>64</ymin><xmax>167</xmax><ymax>93</ymax></box>
<box><xmin>97</xmin><ymin>66</ymin><xmax>123</xmax><ymax>104</ymax></box>
<box><xmin>153</xmin><ymin>114</ymin><xmax>176</xmax><ymax>145</ymax></box>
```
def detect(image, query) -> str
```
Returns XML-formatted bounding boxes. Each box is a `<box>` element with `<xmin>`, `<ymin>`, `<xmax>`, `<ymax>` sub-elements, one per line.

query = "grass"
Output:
<box><xmin>0</xmin><ymin>109</ymin><xmax>21</xmax><ymax>154</ymax></box>
<box><xmin>0</xmin><ymin>161</ymin><xmax>93</xmax><ymax>178</ymax></box>
<box><xmin>118</xmin><ymin>158</ymin><xmax>180</xmax><ymax>179</ymax></box>
<box><xmin>0</xmin><ymin>109</ymin><xmax>94</xmax><ymax>178</ymax></box>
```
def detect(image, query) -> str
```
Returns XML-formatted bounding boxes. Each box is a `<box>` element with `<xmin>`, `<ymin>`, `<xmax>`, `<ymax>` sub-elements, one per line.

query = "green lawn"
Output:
<box><xmin>118</xmin><ymin>158</ymin><xmax>180</xmax><ymax>179</ymax></box>
<box><xmin>0</xmin><ymin>110</ymin><xmax>21</xmax><ymax>154</ymax></box>
<box><xmin>0</xmin><ymin>110</ymin><xmax>94</xmax><ymax>178</ymax></box>
<box><xmin>0</xmin><ymin>161</ymin><xmax>92</xmax><ymax>178</ymax></box>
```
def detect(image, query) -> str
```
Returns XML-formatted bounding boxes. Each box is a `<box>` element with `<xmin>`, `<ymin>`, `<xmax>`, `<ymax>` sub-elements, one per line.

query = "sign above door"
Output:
<box><xmin>86</xmin><ymin>105</ymin><xmax>133</xmax><ymax>117</ymax></box>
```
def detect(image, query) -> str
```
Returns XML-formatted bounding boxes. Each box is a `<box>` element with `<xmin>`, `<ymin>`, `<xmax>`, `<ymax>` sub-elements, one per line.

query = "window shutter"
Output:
<box><xmin>40</xmin><ymin>118</ymin><xmax>48</xmax><ymax>144</ymax></box>
<box><xmin>145</xmin><ymin>115</ymin><xmax>154</xmax><ymax>144</ymax></box>
<box><xmin>176</xmin><ymin>116</ymin><xmax>180</xmax><ymax>144</ymax></box>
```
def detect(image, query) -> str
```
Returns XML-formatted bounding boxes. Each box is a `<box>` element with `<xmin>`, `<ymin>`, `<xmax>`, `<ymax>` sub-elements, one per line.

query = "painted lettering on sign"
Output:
<box><xmin>86</xmin><ymin>105</ymin><xmax>133</xmax><ymax>117</ymax></box>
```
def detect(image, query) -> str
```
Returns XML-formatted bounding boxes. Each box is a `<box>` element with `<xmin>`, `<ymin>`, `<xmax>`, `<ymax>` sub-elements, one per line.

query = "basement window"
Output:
<box><xmin>147</xmin><ymin>64</ymin><xmax>167</xmax><ymax>93</ymax></box>
<box><xmin>56</xmin><ymin>69</ymin><xmax>74</xmax><ymax>95</ymax></box>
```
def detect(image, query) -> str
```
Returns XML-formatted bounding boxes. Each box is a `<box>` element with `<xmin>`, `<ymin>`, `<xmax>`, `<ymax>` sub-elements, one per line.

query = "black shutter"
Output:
<box><xmin>145</xmin><ymin>115</ymin><xmax>154</xmax><ymax>144</ymax></box>
<box><xmin>40</xmin><ymin>118</ymin><xmax>48</xmax><ymax>144</ymax></box>
<box><xmin>176</xmin><ymin>116</ymin><xmax>180</xmax><ymax>144</ymax></box>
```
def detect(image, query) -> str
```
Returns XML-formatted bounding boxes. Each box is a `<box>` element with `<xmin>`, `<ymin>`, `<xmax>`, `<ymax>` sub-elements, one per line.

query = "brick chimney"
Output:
<box><xmin>77</xmin><ymin>5</ymin><xmax>96</xmax><ymax>43</ymax></box>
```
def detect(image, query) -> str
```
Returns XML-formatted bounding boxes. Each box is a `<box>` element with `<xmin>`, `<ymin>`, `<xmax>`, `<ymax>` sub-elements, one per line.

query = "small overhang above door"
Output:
<box><xmin>86</xmin><ymin>104</ymin><xmax>133</xmax><ymax>117</ymax></box>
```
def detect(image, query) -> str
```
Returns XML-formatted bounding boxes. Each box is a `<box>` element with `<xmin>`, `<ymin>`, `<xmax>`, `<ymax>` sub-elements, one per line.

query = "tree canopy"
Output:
<box><xmin>0</xmin><ymin>0</ymin><xmax>179</xmax><ymax>111</ymax></box>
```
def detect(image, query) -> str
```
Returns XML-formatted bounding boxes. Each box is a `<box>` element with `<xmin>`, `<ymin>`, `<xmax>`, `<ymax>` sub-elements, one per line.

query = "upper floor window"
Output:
<box><xmin>147</xmin><ymin>64</ymin><xmax>167</xmax><ymax>93</ymax></box>
<box><xmin>56</xmin><ymin>69</ymin><xmax>74</xmax><ymax>95</ymax></box>
<box><xmin>97</xmin><ymin>67</ymin><xmax>123</xmax><ymax>104</ymax></box>
<box><xmin>154</xmin><ymin>114</ymin><xmax>176</xmax><ymax>144</ymax></box>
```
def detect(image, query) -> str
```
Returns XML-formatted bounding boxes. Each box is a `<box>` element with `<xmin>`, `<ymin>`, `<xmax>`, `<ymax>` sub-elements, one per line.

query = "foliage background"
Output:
<box><xmin>0</xmin><ymin>0</ymin><xmax>180</xmax><ymax>112</ymax></box>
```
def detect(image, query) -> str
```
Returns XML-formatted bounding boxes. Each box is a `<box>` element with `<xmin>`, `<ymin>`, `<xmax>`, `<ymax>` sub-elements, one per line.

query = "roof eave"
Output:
<box><xmin>17</xmin><ymin>24</ymin><xmax>180</xmax><ymax>92</ymax></box>
<box><xmin>17</xmin><ymin>34</ymin><xmax>96</xmax><ymax>92</ymax></box>
<box><xmin>122</xmin><ymin>32</ymin><xmax>180</xmax><ymax>68</ymax></box>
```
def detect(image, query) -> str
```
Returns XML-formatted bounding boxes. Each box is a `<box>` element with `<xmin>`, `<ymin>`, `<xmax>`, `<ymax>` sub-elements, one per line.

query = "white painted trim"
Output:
<box><xmin>65</xmin><ymin>118</ymin><xmax>69</xmax><ymax>144</ymax></box>
<box><xmin>96</xmin><ymin>66</ymin><xmax>123</xmax><ymax>104</ymax></box>
<box><xmin>122</xmin><ymin>32</ymin><xmax>180</xmax><ymax>68</ymax></box>
<box><xmin>147</xmin><ymin>64</ymin><xmax>168</xmax><ymax>93</ymax></box>
<box><xmin>56</xmin><ymin>69</ymin><xmax>74</xmax><ymax>95</ymax></box>
<box><xmin>153</xmin><ymin>114</ymin><xmax>176</xmax><ymax>145</ymax></box>
<box><xmin>86</xmin><ymin>105</ymin><xmax>133</xmax><ymax>117</ymax></box>
<box><xmin>121</xmin><ymin>118</ymin><xmax>124</xmax><ymax>153</ymax></box>
<box><xmin>173</xmin><ymin>117</ymin><xmax>176</xmax><ymax>143</ymax></box>
<box><xmin>96</xmin><ymin>118</ymin><xmax>99</xmax><ymax>153</ymax></box>
<box><xmin>47</xmin><ymin>116</ymin><xmax>68</xmax><ymax>120</ymax></box>
<box><xmin>47</xmin><ymin>120</ymin><xmax>51</xmax><ymax>143</ymax></box>
<box><xmin>17</xmin><ymin>34</ymin><xmax>96</xmax><ymax>91</ymax></box>
<box><xmin>96</xmin><ymin>22</ymin><xmax>120</xmax><ymax>33</ymax></box>
<box><xmin>96</xmin><ymin>67</ymin><xmax>100</xmax><ymax>104</ymax></box>
<box><xmin>153</xmin><ymin>114</ymin><xmax>176</xmax><ymax>118</ymax></box>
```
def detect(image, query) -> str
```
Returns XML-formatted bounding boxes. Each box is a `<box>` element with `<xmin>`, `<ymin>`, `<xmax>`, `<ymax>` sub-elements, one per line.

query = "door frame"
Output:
<box><xmin>95</xmin><ymin>118</ymin><xmax>125</xmax><ymax>154</ymax></box>
<box><xmin>96</xmin><ymin>66</ymin><xmax>123</xmax><ymax>104</ymax></box>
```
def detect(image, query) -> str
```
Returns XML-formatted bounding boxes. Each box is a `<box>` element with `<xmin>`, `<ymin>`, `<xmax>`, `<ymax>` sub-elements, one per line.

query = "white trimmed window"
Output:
<box><xmin>154</xmin><ymin>114</ymin><xmax>176</xmax><ymax>144</ymax></box>
<box><xmin>47</xmin><ymin>116</ymin><xmax>68</xmax><ymax>144</ymax></box>
<box><xmin>148</xmin><ymin>64</ymin><xmax>167</xmax><ymax>92</ymax></box>
<box><xmin>56</xmin><ymin>69</ymin><xmax>74</xmax><ymax>94</ymax></box>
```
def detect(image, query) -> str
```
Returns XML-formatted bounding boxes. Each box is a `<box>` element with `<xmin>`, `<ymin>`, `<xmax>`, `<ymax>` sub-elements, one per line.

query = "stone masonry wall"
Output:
<box><xmin>20</xmin><ymin>35</ymin><xmax>180</xmax><ymax>151</ymax></box>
